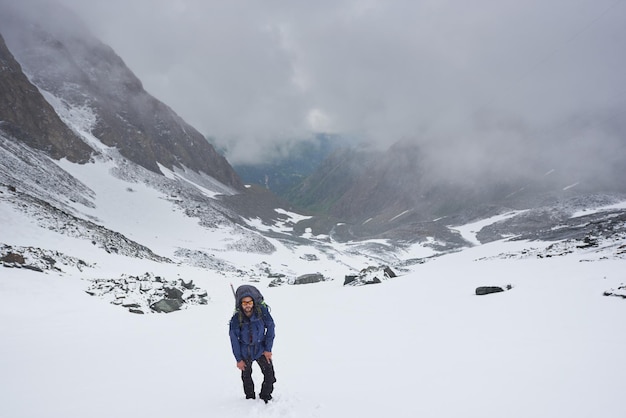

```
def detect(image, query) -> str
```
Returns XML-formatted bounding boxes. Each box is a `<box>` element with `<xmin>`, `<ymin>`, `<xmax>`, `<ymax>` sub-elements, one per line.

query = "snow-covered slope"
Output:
<box><xmin>1</xmin><ymin>218</ymin><xmax>625</xmax><ymax>418</ymax></box>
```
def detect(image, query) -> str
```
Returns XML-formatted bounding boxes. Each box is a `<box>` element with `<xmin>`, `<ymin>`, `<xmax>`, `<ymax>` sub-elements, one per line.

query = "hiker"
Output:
<box><xmin>229</xmin><ymin>286</ymin><xmax>276</xmax><ymax>403</ymax></box>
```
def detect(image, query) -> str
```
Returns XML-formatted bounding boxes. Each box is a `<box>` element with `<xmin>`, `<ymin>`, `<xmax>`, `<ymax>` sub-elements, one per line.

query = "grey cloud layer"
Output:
<box><xmin>56</xmin><ymin>0</ymin><xmax>626</xmax><ymax>167</ymax></box>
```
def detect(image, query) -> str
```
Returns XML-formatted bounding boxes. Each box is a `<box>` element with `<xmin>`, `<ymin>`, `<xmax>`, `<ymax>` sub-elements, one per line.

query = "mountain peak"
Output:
<box><xmin>0</xmin><ymin>0</ymin><xmax>243</xmax><ymax>190</ymax></box>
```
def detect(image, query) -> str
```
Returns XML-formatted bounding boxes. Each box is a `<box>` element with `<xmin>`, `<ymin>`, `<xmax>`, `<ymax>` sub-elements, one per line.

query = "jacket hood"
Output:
<box><xmin>238</xmin><ymin>291</ymin><xmax>255</xmax><ymax>305</ymax></box>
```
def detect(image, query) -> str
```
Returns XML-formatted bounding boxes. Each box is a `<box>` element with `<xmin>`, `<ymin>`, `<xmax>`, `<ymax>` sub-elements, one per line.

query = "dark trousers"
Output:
<box><xmin>241</xmin><ymin>355</ymin><xmax>276</xmax><ymax>399</ymax></box>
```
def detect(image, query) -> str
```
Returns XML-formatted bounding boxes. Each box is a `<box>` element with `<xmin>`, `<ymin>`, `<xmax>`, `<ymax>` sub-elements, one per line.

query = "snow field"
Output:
<box><xmin>2</xmin><ymin>241</ymin><xmax>625</xmax><ymax>418</ymax></box>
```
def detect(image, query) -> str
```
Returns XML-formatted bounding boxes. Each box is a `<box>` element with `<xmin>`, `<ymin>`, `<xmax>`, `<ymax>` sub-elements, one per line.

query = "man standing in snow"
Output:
<box><xmin>229</xmin><ymin>290</ymin><xmax>276</xmax><ymax>403</ymax></box>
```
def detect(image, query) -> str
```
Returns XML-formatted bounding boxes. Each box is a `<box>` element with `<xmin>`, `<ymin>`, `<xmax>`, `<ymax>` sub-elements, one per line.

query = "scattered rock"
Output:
<box><xmin>344</xmin><ymin>265</ymin><xmax>397</xmax><ymax>286</ymax></box>
<box><xmin>476</xmin><ymin>284</ymin><xmax>513</xmax><ymax>295</ymax></box>
<box><xmin>577</xmin><ymin>237</ymin><xmax>598</xmax><ymax>249</ymax></box>
<box><xmin>293</xmin><ymin>273</ymin><xmax>327</xmax><ymax>285</ymax></box>
<box><xmin>269</xmin><ymin>277</ymin><xmax>286</xmax><ymax>287</ymax></box>
<box><xmin>21</xmin><ymin>264</ymin><xmax>44</xmax><ymax>272</ymax></box>
<box><xmin>0</xmin><ymin>244</ymin><xmax>93</xmax><ymax>273</ymax></box>
<box><xmin>476</xmin><ymin>286</ymin><xmax>504</xmax><ymax>295</ymax></box>
<box><xmin>268</xmin><ymin>273</ymin><xmax>285</xmax><ymax>279</ymax></box>
<box><xmin>603</xmin><ymin>284</ymin><xmax>626</xmax><ymax>299</ymax></box>
<box><xmin>85</xmin><ymin>272</ymin><xmax>209</xmax><ymax>314</ymax></box>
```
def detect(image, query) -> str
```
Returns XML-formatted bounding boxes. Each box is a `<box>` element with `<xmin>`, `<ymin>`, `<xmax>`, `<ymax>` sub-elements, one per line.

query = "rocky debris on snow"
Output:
<box><xmin>0</xmin><ymin>139</ymin><xmax>96</xmax><ymax>213</ymax></box>
<box><xmin>477</xmin><ymin>231</ymin><xmax>626</xmax><ymax>262</ymax></box>
<box><xmin>255</xmin><ymin>261</ymin><xmax>280</xmax><ymax>277</ymax></box>
<box><xmin>603</xmin><ymin>284</ymin><xmax>626</xmax><ymax>299</ymax></box>
<box><xmin>300</xmin><ymin>254</ymin><xmax>319</xmax><ymax>261</ymax></box>
<box><xmin>476</xmin><ymin>285</ymin><xmax>513</xmax><ymax>295</ymax></box>
<box><xmin>1</xmin><ymin>243</ymin><xmax>93</xmax><ymax>272</ymax></box>
<box><xmin>268</xmin><ymin>277</ymin><xmax>286</xmax><ymax>287</ymax></box>
<box><xmin>474</xmin><ymin>199</ymin><xmax>626</xmax><ymax>245</ymax></box>
<box><xmin>2</xmin><ymin>187</ymin><xmax>172</xmax><ymax>263</ymax></box>
<box><xmin>85</xmin><ymin>272</ymin><xmax>209</xmax><ymax>314</ymax></box>
<box><xmin>344</xmin><ymin>265</ymin><xmax>397</xmax><ymax>286</ymax></box>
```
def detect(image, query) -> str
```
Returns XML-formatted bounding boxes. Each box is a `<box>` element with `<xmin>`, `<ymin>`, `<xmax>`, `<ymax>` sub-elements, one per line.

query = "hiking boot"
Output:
<box><xmin>245</xmin><ymin>393</ymin><xmax>256</xmax><ymax>400</ymax></box>
<box><xmin>259</xmin><ymin>394</ymin><xmax>272</xmax><ymax>404</ymax></box>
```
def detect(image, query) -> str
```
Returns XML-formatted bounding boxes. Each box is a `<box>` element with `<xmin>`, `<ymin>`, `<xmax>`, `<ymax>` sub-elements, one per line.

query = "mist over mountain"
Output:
<box><xmin>288</xmin><ymin>135</ymin><xmax>626</xmax><ymax>242</ymax></box>
<box><xmin>0</xmin><ymin>0</ymin><xmax>242</xmax><ymax>190</ymax></box>
<box><xmin>231</xmin><ymin>134</ymin><xmax>339</xmax><ymax>197</ymax></box>
<box><xmin>0</xmin><ymin>32</ymin><xmax>93</xmax><ymax>163</ymax></box>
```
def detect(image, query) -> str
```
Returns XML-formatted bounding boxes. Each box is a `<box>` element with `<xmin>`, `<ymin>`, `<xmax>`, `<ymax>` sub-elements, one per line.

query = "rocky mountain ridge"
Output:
<box><xmin>0</xmin><ymin>32</ymin><xmax>93</xmax><ymax>163</ymax></box>
<box><xmin>0</xmin><ymin>0</ymin><xmax>242</xmax><ymax>190</ymax></box>
<box><xmin>288</xmin><ymin>138</ymin><xmax>626</xmax><ymax>242</ymax></box>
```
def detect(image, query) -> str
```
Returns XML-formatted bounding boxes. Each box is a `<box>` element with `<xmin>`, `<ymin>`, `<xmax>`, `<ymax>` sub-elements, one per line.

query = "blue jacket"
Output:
<box><xmin>229</xmin><ymin>303</ymin><xmax>275</xmax><ymax>362</ymax></box>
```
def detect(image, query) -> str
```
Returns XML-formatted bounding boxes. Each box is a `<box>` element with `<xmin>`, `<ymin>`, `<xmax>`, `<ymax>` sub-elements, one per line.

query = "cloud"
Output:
<box><xmin>43</xmin><ymin>0</ymin><xmax>626</xmax><ymax>168</ymax></box>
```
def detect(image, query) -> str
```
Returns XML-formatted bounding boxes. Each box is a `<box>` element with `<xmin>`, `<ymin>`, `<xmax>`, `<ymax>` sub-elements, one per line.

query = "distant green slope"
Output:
<box><xmin>232</xmin><ymin>134</ymin><xmax>339</xmax><ymax>198</ymax></box>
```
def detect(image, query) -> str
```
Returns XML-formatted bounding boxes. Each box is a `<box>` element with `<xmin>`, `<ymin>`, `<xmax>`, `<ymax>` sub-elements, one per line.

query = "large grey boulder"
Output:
<box><xmin>150</xmin><ymin>298</ymin><xmax>184</xmax><ymax>313</ymax></box>
<box><xmin>475</xmin><ymin>285</ymin><xmax>513</xmax><ymax>295</ymax></box>
<box><xmin>293</xmin><ymin>273</ymin><xmax>326</xmax><ymax>285</ymax></box>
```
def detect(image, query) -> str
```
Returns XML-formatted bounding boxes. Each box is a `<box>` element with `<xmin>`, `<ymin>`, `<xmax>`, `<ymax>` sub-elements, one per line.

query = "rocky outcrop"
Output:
<box><xmin>1</xmin><ymin>243</ymin><xmax>93</xmax><ymax>273</ymax></box>
<box><xmin>0</xmin><ymin>1</ymin><xmax>243</xmax><ymax>190</ymax></box>
<box><xmin>3</xmin><ymin>188</ymin><xmax>171</xmax><ymax>263</ymax></box>
<box><xmin>344</xmin><ymin>265</ymin><xmax>397</xmax><ymax>286</ymax></box>
<box><xmin>86</xmin><ymin>273</ymin><xmax>209</xmax><ymax>314</ymax></box>
<box><xmin>0</xmin><ymin>32</ymin><xmax>93</xmax><ymax>163</ymax></box>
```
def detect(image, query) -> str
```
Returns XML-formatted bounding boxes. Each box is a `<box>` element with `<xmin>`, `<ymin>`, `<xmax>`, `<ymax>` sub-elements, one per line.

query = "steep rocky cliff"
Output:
<box><xmin>0</xmin><ymin>0</ymin><xmax>242</xmax><ymax>190</ymax></box>
<box><xmin>0</xmin><ymin>33</ymin><xmax>93</xmax><ymax>163</ymax></box>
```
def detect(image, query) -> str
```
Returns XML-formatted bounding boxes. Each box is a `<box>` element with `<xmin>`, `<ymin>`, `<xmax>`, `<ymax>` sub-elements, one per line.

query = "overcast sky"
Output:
<box><xmin>54</xmin><ymin>0</ymin><xmax>626</xmax><ymax>165</ymax></box>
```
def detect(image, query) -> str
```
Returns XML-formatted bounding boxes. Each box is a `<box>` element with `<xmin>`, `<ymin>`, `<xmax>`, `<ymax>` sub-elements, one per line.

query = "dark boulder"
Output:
<box><xmin>150</xmin><ymin>298</ymin><xmax>184</xmax><ymax>313</ymax></box>
<box><xmin>129</xmin><ymin>308</ymin><xmax>145</xmax><ymax>314</ymax></box>
<box><xmin>181</xmin><ymin>279</ymin><xmax>195</xmax><ymax>290</ymax></box>
<box><xmin>293</xmin><ymin>273</ymin><xmax>326</xmax><ymax>285</ymax></box>
<box><xmin>383</xmin><ymin>266</ymin><xmax>397</xmax><ymax>278</ymax></box>
<box><xmin>476</xmin><ymin>286</ymin><xmax>504</xmax><ymax>295</ymax></box>
<box><xmin>1</xmin><ymin>252</ymin><xmax>25</xmax><ymax>264</ymax></box>
<box><xmin>344</xmin><ymin>275</ymin><xmax>358</xmax><ymax>285</ymax></box>
<box><xmin>21</xmin><ymin>264</ymin><xmax>44</xmax><ymax>272</ymax></box>
<box><xmin>164</xmin><ymin>286</ymin><xmax>184</xmax><ymax>299</ymax></box>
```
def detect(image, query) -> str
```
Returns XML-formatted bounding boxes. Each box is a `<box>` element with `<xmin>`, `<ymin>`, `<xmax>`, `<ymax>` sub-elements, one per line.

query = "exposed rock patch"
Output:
<box><xmin>293</xmin><ymin>273</ymin><xmax>327</xmax><ymax>285</ymax></box>
<box><xmin>475</xmin><ymin>285</ymin><xmax>513</xmax><ymax>295</ymax></box>
<box><xmin>344</xmin><ymin>265</ymin><xmax>397</xmax><ymax>286</ymax></box>
<box><xmin>603</xmin><ymin>284</ymin><xmax>626</xmax><ymax>299</ymax></box>
<box><xmin>1</xmin><ymin>243</ymin><xmax>93</xmax><ymax>272</ymax></box>
<box><xmin>85</xmin><ymin>272</ymin><xmax>208</xmax><ymax>314</ymax></box>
